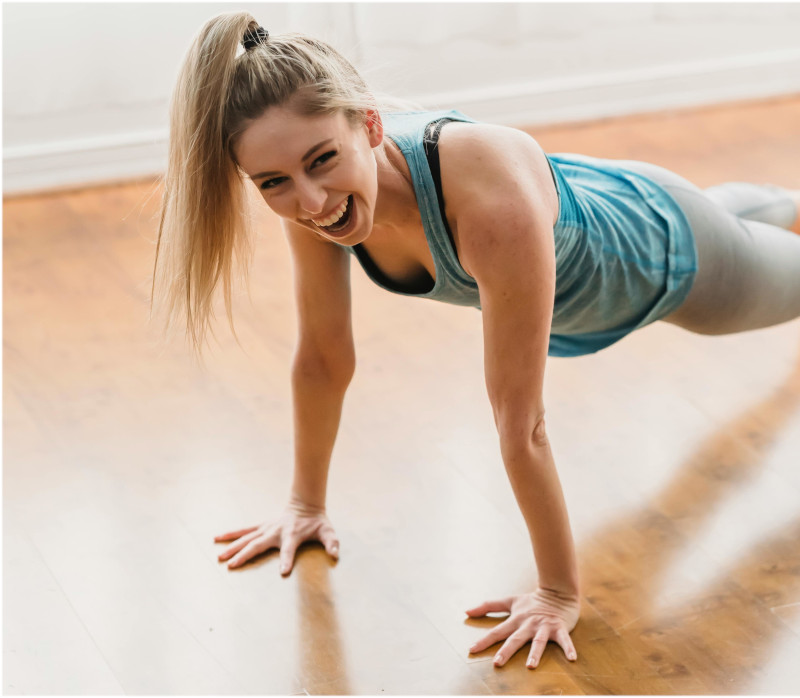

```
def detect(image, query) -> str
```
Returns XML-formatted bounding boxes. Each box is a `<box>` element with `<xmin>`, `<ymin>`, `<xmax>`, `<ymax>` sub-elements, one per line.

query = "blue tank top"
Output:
<box><xmin>340</xmin><ymin>109</ymin><xmax>697</xmax><ymax>357</ymax></box>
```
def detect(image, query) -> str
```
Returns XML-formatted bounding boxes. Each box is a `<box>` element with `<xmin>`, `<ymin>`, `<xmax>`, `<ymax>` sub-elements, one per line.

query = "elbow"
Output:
<box><xmin>292</xmin><ymin>346</ymin><xmax>355</xmax><ymax>391</ymax></box>
<box><xmin>496</xmin><ymin>411</ymin><xmax>550</xmax><ymax>461</ymax></box>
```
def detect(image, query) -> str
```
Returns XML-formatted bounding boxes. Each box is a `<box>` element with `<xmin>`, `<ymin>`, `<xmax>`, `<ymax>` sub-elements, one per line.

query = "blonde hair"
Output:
<box><xmin>150</xmin><ymin>11</ymin><xmax>381</xmax><ymax>360</ymax></box>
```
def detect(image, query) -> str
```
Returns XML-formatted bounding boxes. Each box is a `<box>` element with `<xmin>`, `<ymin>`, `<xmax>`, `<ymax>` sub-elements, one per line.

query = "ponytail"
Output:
<box><xmin>152</xmin><ymin>12</ymin><xmax>257</xmax><ymax>361</ymax></box>
<box><xmin>151</xmin><ymin>11</ymin><xmax>382</xmax><ymax>359</ymax></box>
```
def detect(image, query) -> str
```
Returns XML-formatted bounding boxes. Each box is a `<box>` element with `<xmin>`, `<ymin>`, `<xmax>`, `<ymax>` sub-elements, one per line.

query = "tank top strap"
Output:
<box><xmin>380</xmin><ymin>110</ymin><xmax>481</xmax><ymax>303</ymax></box>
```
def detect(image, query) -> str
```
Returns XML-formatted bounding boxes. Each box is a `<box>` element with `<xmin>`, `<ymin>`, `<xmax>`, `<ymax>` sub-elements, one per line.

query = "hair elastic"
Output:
<box><xmin>242</xmin><ymin>26</ymin><xmax>269</xmax><ymax>50</ymax></box>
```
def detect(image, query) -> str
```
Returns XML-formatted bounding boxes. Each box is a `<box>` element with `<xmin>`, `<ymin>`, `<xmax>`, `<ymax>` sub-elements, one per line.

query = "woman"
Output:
<box><xmin>151</xmin><ymin>12</ymin><xmax>800</xmax><ymax>670</ymax></box>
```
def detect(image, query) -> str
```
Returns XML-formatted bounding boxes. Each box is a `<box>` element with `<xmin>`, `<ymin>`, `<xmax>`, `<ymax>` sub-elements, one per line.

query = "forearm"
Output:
<box><xmin>499</xmin><ymin>432</ymin><xmax>579</xmax><ymax>596</ymax></box>
<box><xmin>289</xmin><ymin>356</ymin><xmax>352</xmax><ymax>510</ymax></box>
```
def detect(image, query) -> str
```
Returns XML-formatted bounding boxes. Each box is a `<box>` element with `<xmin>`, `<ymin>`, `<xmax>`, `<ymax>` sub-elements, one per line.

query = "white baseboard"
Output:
<box><xmin>3</xmin><ymin>130</ymin><xmax>168</xmax><ymax>197</ymax></box>
<box><xmin>412</xmin><ymin>48</ymin><xmax>800</xmax><ymax>127</ymax></box>
<box><xmin>4</xmin><ymin>49</ymin><xmax>800</xmax><ymax>197</ymax></box>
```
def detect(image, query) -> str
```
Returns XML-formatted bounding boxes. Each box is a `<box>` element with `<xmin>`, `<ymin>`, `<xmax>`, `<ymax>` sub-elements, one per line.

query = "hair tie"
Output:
<box><xmin>242</xmin><ymin>26</ymin><xmax>269</xmax><ymax>51</ymax></box>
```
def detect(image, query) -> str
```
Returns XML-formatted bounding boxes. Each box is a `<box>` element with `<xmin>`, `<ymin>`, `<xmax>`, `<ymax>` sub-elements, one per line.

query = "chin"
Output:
<box><xmin>324</xmin><ymin>226</ymin><xmax>371</xmax><ymax>247</ymax></box>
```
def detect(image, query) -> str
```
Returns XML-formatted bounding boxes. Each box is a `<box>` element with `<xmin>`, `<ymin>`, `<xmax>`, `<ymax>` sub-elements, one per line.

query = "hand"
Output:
<box><xmin>214</xmin><ymin>500</ymin><xmax>339</xmax><ymax>575</ymax></box>
<box><xmin>466</xmin><ymin>587</ymin><xmax>580</xmax><ymax>669</ymax></box>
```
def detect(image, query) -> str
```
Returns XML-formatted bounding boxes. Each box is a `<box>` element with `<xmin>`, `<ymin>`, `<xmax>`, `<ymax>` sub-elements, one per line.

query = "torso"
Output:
<box><xmin>356</xmin><ymin>120</ymin><xmax>559</xmax><ymax>291</ymax></box>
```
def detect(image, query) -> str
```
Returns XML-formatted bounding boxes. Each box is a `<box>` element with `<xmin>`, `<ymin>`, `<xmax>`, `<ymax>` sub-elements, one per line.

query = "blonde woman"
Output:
<box><xmin>151</xmin><ymin>12</ymin><xmax>800</xmax><ymax>670</ymax></box>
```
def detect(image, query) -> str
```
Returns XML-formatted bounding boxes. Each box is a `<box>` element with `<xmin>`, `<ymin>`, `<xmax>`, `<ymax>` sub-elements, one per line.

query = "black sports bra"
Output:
<box><xmin>349</xmin><ymin>116</ymin><xmax>456</xmax><ymax>295</ymax></box>
<box><xmin>422</xmin><ymin>117</ymin><xmax>457</xmax><ymax>249</ymax></box>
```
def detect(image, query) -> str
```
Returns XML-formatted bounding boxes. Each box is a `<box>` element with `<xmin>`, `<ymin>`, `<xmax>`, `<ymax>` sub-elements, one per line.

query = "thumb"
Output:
<box><xmin>318</xmin><ymin>524</ymin><xmax>340</xmax><ymax>559</ymax></box>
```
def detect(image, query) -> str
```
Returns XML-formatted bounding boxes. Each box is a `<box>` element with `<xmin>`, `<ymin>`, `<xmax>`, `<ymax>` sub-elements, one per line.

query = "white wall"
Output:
<box><xmin>4</xmin><ymin>2</ymin><xmax>800</xmax><ymax>195</ymax></box>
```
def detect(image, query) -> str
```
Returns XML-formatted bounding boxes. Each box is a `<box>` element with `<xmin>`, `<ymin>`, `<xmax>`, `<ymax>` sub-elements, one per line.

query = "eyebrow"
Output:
<box><xmin>248</xmin><ymin>139</ymin><xmax>335</xmax><ymax>180</ymax></box>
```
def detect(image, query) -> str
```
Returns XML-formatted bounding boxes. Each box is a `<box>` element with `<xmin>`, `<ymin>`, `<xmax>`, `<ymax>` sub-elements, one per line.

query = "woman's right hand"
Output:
<box><xmin>214</xmin><ymin>500</ymin><xmax>339</xmax><ymax>574</ymax></box>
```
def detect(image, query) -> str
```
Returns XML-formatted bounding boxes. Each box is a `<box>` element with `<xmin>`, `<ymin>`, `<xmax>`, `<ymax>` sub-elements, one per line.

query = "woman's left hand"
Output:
<box><xmin>466</xmin><ymin>587</ymin><xmax>580</xmax><ymax>669</ymax></box>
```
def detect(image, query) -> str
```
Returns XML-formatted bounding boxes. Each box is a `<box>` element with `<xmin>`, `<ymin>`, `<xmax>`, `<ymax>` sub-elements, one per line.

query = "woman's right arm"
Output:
<box><xmin>285</xmin><ymin>220</ymin><xmax>355</xmax><ymax>509</ymax></box>
<box><xmin>216</xmin><ymin>222</ymin><xmax>355</xmax><ymax>573</ymax></box>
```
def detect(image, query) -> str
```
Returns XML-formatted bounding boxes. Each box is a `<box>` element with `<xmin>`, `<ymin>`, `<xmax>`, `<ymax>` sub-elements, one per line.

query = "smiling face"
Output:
<box><xmin>233</xmin><ymin>101</ymin><xmax>384</xmax><ymax>245</ymax></box>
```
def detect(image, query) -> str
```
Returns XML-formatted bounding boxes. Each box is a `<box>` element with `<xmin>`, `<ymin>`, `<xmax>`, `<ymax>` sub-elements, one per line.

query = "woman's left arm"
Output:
<box><xmin>446</xmin><ymin>128</ymin><xmax>580</xmax><ymax>669</ymax></box>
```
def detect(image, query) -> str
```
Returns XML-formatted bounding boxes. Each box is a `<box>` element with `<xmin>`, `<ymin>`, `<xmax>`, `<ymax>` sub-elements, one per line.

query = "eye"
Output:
<box><xmin>260</xmin><ymin>177</ymin><xmax>286</xmax><ymax>191</ymax></box>
<box><xmin>312</xmin><ymin>150</ymin><xmax>337</xmax><ymax>167</ymax></box>
<box><xmin>257</xmin><ymin>151</ymin><xmax>337</xmax><ymax>191</ymax></box>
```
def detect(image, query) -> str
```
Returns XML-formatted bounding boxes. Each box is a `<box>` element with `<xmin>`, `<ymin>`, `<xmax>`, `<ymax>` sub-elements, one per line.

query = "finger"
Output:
<box><xmin>318</xmin><ymin>525</ymin><xmax>340</xmax><ymax>559</ymax></box>
<box><xmin>214</xmin><ymin>526</ymin><xmax>258</xmax><ymax>542</ymax></box>
<box><xmin>494</xmin><ymin>630</ymin><xmax>531</xmax><ymax>667</ymax></box>
<box><xmin>279</xmin><ymin>535</ymin><xmax>300</xmax><ymax>575</ymax></box>
<box><xmin>526</xmin><ymin>627</ymin><xmax>551</xmax><ymax>669</ymax></box>
<box><xmin>228</xmin><ymin>535</ymin><xmax>276</xmax><ymax>569</ymax></box>
<box><xmin>555</xmin><ymin>627</ymin><xmax>578</xmax><ymax>661</ymax></box>
<box><xmin>218</xmin><ymin>530</ymin><xmax>261</xmax><ymax>561</ymax></box>
<box><xmin>469</xmin><ymin>617</ymin><xmax>517</xmax><ymax>654</ymax></box>
<box><xmin>465</xmin><ymin>598</ymin><xmax>513</xmax><ymax>618</ymax></box>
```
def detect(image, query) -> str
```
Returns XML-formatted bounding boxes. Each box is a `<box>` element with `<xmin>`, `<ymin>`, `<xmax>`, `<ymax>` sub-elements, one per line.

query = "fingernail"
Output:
<box><xmin>569</xmin><ymin>652</ymin><xmax>577</xmax><ymax>660</ymax></box>
<box><xmin>494</xmin><ymin>654</ymin><xmax>502</xmax><ymax>665</ymax></box>
<box><xmin>469</xmin><ymin>645</ymin><xmax>478</xmax><ymax>653</ymax></box>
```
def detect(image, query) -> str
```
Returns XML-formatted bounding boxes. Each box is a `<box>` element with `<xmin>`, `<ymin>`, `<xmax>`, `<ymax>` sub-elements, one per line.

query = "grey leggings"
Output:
<box><xmin>617</xmin><ymin>160</ymin><xmax>800</xmax><ymax>335</ymax></box>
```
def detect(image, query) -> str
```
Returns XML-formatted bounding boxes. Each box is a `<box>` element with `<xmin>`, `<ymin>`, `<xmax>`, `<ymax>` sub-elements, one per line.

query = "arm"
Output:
<box><xmin>470</xmin><ymin>207</ymin><xmax>578</xmax><ymax>598</ymax></box>
<box><xmin>216</xmin><ymin>221</ymin><xmax>355</xmax><ymax>572</ymax></box>
<box><xmin>442</xmin><ymin>126</ymin><xmax>579</xmax><ymax>667</ymax></box>
<box><xmin>285</xmin><ymin>220</ymin><xmax>356</xmax><ymax>509</ymax></box>
<box><xmin>466</xmin><ymin>187</ymin><xmax>579</xmax><ymax>591</ymax></box>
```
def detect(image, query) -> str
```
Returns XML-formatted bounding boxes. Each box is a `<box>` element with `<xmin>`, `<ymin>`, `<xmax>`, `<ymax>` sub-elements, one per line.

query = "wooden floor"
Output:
<box><xmin>4</xmin><ymin>95</ymin><xmax>800</xmax><ymax>695</ymax></box>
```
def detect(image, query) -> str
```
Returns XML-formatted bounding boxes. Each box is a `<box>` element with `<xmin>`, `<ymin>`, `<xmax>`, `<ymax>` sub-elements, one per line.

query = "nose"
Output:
<box><xmin>295</xmin><ymin>177</ymin><xmax>327</xmax><ymax>218</ymax></box>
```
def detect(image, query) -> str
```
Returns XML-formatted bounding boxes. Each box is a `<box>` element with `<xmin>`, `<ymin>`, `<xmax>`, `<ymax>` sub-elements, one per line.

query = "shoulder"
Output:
<box><xmin>436</xmin><ymin>122</ymin><xmax>558</xmax><ymax>278</ymax></box>
<box><xmin>438</xmin><ymin>120</ymin><xmax>539</xmax><ymax>158</ymax></box>
<box><xmin>283</xmin><ymin>219</ymin><xmax>349</xmax><ymax>259</ymax></box>
<box><xmin>281</xmin><ymin>220</ymin><xmax>351</xmax><ymax>293</ymax></box>
<box><xmin>438</xmin><ymin>122</ymin><xmax>554</xmax><ymax>199</ymax></box>
<box><xmin>438</xmin><ymin>122</ymin><xmax>558</xmax><ymax>228</ymax></box>
<box><xmin>281</xmin><ymin>220</ymin><xmax>354</xmax><ymax>346</ymax></box>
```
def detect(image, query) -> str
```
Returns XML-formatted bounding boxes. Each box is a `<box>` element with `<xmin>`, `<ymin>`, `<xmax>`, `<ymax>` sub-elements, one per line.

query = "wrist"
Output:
<box><xmin>538</xmin><ymin>582</ymin><xmax>580</xmax><ymax>602</ymax></box>
<box><xmin>288</xmin><ymin>492</ymin><xmax>326</xmax><ymax>516</ymax></box>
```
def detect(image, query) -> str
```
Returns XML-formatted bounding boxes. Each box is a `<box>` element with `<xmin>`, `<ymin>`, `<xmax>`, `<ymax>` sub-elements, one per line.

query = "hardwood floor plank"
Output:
<box><xmin>2</xmin><ymin>513</ymin><xmax>125</xmax><ymax>695</ymax></box>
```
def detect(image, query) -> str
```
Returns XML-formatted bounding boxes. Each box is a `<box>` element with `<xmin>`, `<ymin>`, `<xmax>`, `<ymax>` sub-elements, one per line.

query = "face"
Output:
<box><xmin>233</xmin><ymin>102</ymin><xmax>384</xmax><ymax>245</ymax></box>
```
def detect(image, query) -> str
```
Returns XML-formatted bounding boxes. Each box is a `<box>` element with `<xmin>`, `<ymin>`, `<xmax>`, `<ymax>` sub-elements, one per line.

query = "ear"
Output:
<box><xmin>365</xmin><ymin>108</ymin><xmax>384</xmax><ymax>147</ymax></box>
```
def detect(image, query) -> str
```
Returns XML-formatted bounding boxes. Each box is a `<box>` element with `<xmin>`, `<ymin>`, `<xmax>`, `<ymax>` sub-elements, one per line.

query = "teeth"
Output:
<box><xmin>312</xmin><ymin>198</ymin><xmax>348</xmax><ymax>227</ymax></box>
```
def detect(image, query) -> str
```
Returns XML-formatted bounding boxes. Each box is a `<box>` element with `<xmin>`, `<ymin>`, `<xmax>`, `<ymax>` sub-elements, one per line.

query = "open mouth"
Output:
<box><xmin>315</xmin><ymin>195</ymin><xmax>354</xmax><ymax>236</ymax></box>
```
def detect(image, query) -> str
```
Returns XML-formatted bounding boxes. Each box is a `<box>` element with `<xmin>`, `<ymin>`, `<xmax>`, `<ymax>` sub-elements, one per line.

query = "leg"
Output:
<box><xmin>617</xmin><ymin>160</ymin><xmax>800</xmax><ymax>336</ymax></box>
<box><xmin>703</xmin><ymin>182</ymin><xmax>799</xmax><ymax>232</ymax></box>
